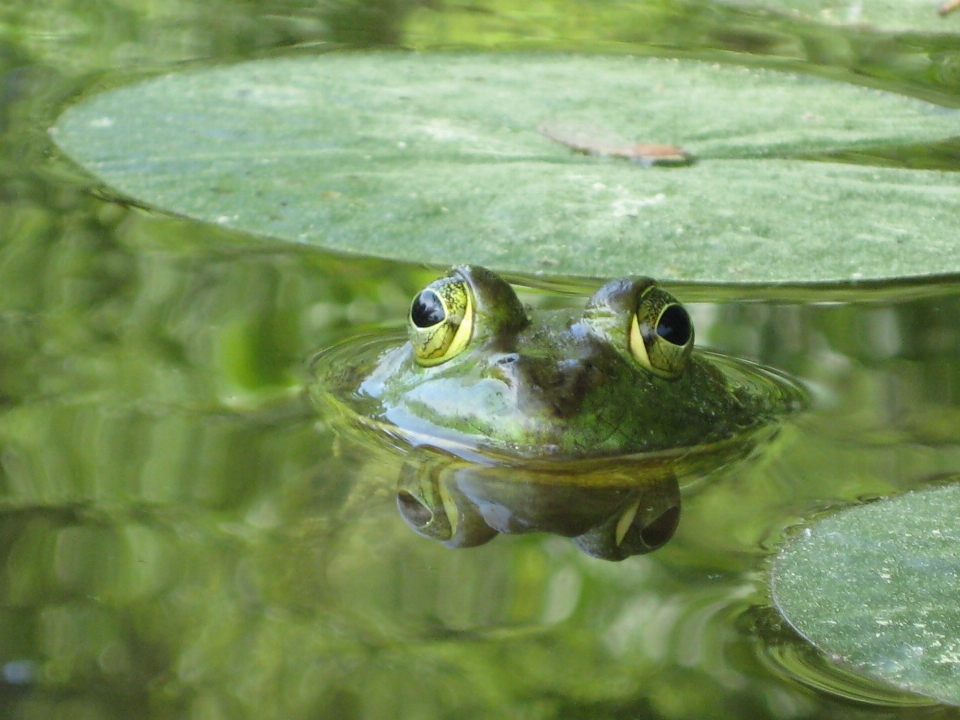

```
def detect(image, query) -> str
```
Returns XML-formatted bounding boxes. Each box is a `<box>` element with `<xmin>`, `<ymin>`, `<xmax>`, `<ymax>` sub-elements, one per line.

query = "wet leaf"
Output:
<box><xmin>772</xmin><ymin>482</ymin><xmax>960</xmax><ymax>705</ymax></box>
<box><xmin>51</xmin><ymin>53</ymin><xmax>960</xmax><ymax>283</ymax></box>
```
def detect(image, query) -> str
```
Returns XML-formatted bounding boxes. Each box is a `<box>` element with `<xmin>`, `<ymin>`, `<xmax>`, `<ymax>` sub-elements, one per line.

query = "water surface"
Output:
<box><xmin>4</xmin><ymin>1</ymin><xmax>960</xmax><ymax>718</ymax></box>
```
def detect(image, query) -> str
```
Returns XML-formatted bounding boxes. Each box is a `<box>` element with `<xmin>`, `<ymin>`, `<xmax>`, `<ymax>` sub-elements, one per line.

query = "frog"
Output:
<box><xmin>310</xmin><ymin>266</ymin><xmax>807</xmax><ymax>561</ymax></box>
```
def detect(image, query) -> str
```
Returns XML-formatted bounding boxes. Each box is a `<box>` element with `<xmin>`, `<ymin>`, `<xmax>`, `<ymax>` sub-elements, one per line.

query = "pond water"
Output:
<box><xmin>3</xmin><ymin>1</ymin><xmax>960</xmax><ymax>719</ymax></box>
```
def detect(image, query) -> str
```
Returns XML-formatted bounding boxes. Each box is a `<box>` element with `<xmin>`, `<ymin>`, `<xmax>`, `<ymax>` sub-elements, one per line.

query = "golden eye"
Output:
<box><xmin>628</xmin><ymin>286</ymin><xmax>694</xmax><ymax>379</ymax></box>
<box><xmin>408</xmin><ymin>275</ymin><xmax>474</xmax><ymax>366</ymax></box>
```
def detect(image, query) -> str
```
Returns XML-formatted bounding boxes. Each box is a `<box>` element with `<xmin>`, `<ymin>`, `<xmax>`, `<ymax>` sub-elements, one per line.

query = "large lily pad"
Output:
<box><xmin>51</xmin><ymin>53</ymin><xmax>960</xmax><ymax>283</ymax></box>
<box><xmin>772</xmin><ymin>482</ymin><xmax>960</xmax><ymax>705</ymax></box>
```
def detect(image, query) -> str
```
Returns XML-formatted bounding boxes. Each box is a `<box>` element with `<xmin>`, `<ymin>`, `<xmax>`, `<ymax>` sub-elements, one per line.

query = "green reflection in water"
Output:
<box><xmin>5</xmin><ymin>0</ymin><xmax>960</xmax><ymax>718</ymax></box>
<box><xmin>4</xmin><ymin>207</ymin><xmax>960</xmax><ymax>718</ymax></box>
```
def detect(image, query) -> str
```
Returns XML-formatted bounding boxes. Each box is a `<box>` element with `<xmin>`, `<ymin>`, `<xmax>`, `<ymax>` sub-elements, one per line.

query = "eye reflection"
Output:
<box><xmin>640</xmin><ymin>506</ymin><xmax>681</xmax><ymax>548</ymax></box>
<box><xmin>396</xmin><ymin>458</ymin><xmax>498</xmax><ymax>549</ymax></box>
<box><xmin>397</xmin><ymin>488</ymin><xmax>435</xmax><ymax>529</ymax></box>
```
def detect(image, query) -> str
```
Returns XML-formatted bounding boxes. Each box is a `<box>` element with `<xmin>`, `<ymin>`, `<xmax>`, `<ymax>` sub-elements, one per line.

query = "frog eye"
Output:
<box><xmin>629</xmin><ymin>287</ymin><xmax>694</xmax><ymax>379</ymax></box>
<box><xmin>408</xmin><ymin>275</ymin><xmax>475</xmax><ymax>366</ymax></box>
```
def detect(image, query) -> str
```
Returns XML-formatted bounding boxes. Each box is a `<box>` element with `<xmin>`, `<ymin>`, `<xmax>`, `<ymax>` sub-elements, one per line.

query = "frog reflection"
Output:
<box><xmin>311</xmin><ymin>266</ymin><xmax>807</xmax><ymax>560</ymax></box>
<box><xmin>396</xmin><ymin>448</ymin><xmax>681</xmax><ymax>560</ymax></box>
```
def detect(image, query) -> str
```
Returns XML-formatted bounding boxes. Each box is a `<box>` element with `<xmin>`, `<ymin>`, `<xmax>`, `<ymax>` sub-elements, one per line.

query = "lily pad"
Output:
<box><xmin>771</xmin><ymin>482</ymin><xmax>960</xmax><ymax>705</ymax></box>
<box><xmin>51</xmin><ymin>53</ymin><xmax>960</xmax><ymax>283</ymax></box>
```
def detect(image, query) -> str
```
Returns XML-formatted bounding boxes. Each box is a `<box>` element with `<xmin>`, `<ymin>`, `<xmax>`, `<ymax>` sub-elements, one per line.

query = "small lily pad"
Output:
<box><xmin>51</xmin><ymin>53</ymin><xmax>960</xmax><ymax>283</ymax></box>
<box><xmin>772</xmin><ymin>482</ymin><xmax>960</xmax><ymax>705</ymax></box>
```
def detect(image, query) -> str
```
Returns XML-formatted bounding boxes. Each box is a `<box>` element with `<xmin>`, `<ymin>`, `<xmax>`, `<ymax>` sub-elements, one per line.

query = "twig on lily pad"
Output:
<box><xmin>538</xmin><ymin>120</ymin><xmax>694</xmax><ymax>167</ymax></box>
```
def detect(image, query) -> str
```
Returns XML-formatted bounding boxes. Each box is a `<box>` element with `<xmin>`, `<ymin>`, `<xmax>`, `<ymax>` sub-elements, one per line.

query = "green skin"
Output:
<box><xmin>312</xmin><ymin>266</ymin><xmax>807</xmax><ymax>560</ymax></box>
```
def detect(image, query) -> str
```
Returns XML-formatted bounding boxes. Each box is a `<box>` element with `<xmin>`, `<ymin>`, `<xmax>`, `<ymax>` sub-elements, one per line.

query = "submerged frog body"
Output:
<box><xmin>311</xmin><ymin>266</ymin><xmax>807</xmax><ymax>560</ymax></box>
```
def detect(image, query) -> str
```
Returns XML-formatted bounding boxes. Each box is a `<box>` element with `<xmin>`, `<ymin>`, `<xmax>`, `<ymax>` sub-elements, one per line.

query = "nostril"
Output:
<box><xmin>497</xmin><ymin>353</ymin><xmax>520</xmax><ymax>366</ymax></box>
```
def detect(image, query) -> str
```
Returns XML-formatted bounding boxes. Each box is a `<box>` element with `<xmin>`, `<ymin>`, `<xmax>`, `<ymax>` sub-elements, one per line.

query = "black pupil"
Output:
<box><xmin>656</xmin><ymin>305</ymin><xmax>691</xmax><ymax>346</ymax></box>
<box><xmin>411</xmin><ymin>290</ymin><xmax>445</xmax><ymax>328</ymax></box>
